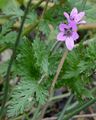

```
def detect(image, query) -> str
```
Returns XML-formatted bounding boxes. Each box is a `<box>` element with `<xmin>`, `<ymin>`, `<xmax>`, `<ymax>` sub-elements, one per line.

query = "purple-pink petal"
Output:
<box><xmin>70</xmin><ymin>7</ymin><xmax>78</xmax><ymax>17</ymax></box>
<box><xmin>78</xmin><ymin>20</ymin><xmax>86</xmax><ymax>24</ymax></box>
<box><xmin>69</xmin><ymin>21</ymin><xmax>77</xmax><ymax>31</ymax></box>
<box><xmin>65</xmin><ymin>37</ymin><xmax>74</xmax><ymax>50</ymax></box>
<box><xmin>64</xmin><ymin>12</ymin><xmax>70</xmax><ymax>20</ymax></box>
<box><xmin>75</xmin><ymin>12</ymin><xmax>85</xmax><ymax>22</ymax></box>
<box><xmin>59</xmin><ymin>23</ymin><xmax>68</xmax><ymax>32</ymax></box>
<box><xmin>57</xmin><ymin>32</ymin><xmax>66</xmax><ymax>41</ymax></box>
<box><xmin>72</xmin><ymin>32</ymin><xmax>79</xmax><ymax>41</ymax></box>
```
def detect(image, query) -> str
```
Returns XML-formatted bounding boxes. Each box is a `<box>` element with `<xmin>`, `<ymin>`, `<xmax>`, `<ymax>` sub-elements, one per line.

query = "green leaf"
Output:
<box><xmin>0</xmin><ymin>32</ymin><xmax>17</xmax><ymax>44</ymax></box>
<box><xmin>36</xmin><ymin>85</ymin><xmax>48</xmax><ymax>105</ymax></box>
<box><xmin>33</xmin><ymin>39</ymin><xmax>49</xmax><ymax>74</ymax></box>
<box><xmin>64</xmin><ymin>70</ymin><xmax>79</xmax><ymax>79</ymax></box>
<box><xmin>0</xmin><ymin>62</ymin><xmax>8</xmax><ymax>76</ymax></box>
<box><xmin>25</xmin><ymin>10</ymin><xmax>37</xmax><ymax>24</ymax></box>
<box><xmin>7</xmin><ymin>80</ymin><xmax>48</xmax><ymax>118</ymax></box>
<box><xmin>85</xmin><ymin>1</ymin><xmax>96</xmax><ymax>23</ymax></box>
<box><xmin>14</xmin><ymin>40</ymin><xmax>40</xmax><ymax>80</ymax></box>
<box><xmin>39</xmin><ymin>20</ymin><xmax>50</xmax><ymax>36</ymax></box>
<box><xmin>2</xmin><ymin>0</ymin><xmax>24</xmax><ymax>18</ymax></box>
<box><xmin>1</xmin><ymin>21</ymin><xmax>14</xmax><ymax>35</ymax></box>
<box><xmin>73</xmin><ymin>80</ymin><xmax>93</xmax><ymax>99</ymax></box>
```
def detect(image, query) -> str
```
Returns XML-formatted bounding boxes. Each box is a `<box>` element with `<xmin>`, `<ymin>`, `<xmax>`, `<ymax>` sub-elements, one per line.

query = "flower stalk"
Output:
<box><xmin>39</xmin><ymin>49</ymin><xmax>68</xmax><ymax>120</ymax></box>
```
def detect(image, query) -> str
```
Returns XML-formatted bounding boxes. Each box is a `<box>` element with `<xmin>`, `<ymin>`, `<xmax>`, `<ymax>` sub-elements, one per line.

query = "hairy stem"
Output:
<box><xmin>49</xmin><ymin>49</ymin><xmax>68</xmax><ymax>97</ymax></box>
<box><xmin>50</xmin><ymin>92</ymin><xmax>71</xmax><ymax>101</ymax></box>
<box><xmin>39</xmin><ymin>49</ymin><xmax>68</xmax><ymax>120</ymax></box>
<box><xmin>49</xmin><ymin>41</ymin><xmax>61</xmax><ymax>56</ymax></box>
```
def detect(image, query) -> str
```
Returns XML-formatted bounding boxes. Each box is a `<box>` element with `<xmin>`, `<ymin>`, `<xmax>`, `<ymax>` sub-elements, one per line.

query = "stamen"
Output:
<box><xmin>64</xmin><ymin>27</ymin><xmax>72</xmax><ymax>36</ymax></box>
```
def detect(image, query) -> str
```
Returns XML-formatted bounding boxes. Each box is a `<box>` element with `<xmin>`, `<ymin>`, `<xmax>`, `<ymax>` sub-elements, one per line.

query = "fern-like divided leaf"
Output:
<box><xmin>7</xmin><ymin>39</ymin><xmax>48</xmax><ymax>118</ymax></box>
<box><xmin>62</xmin><ymin>41</ymin><xmax>96</xmax><ymax>99</ymax></box>
<box><xmin>7</xmin><ymin>80</ymin><xmax>48</xmax><ymax>118</ymax></box>
<box><xmin>1</xmin><ymin>21</ymin><xmax>14</xmax><ymax>35</ymax></box>
<box><xmin>0</xmin><ymin>32</ymin><xmax>17</xmax><ymax>44</ymax></box>
<box><xmin>33</xmin><ymin>38</ymin><xmax>49</xmax><ymax>74</ymax></box>
<box><xmin>0</xmin><ymin>61</ymin><xmax>13</xmax><ymax>77</ymax></box>
<box><xmin>0</xmin><ymin>20</ymin><xmax>17</xmax><ymax>45</ymax></box>
<box><xmin>2</xmin><ymin>0</ymin><xmax>24</xmax><ymax>18</ymax></box>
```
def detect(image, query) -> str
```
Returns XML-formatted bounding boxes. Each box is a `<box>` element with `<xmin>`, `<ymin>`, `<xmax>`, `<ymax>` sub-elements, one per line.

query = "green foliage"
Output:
<box><xmin>25</xmin><ymin>10</ymin><xmax>37</xmax><ymax>24</ymax></box>
<box><xmin>45</xmin><ymin>1</ymin><xmax>71</xmax><ymax>25</ymax></box>
<box><xmin>2</xmin><ymin>0</ymin><xmax>24</xmax><ymax>18</ymax></box>
<box><xmin>60</xmin><ymin>41</ymin><xmax>96</xmax><ymax>99</ymax></box>
<box><xmin>0</xmin><ymin>31</ymin><xmax>17</xmax><ymax>44</ymax></box>
<box><xmin>0</xmin><ymin>21</ymin><xmax>17</xmax><ymax>45</ymax></box>
<box><xmin>14</xmin><ymin>40</ymin><xmax>40</xmax><ymax>79</ymax></box>
<box><xmin>2</xmin><ymin>33</ymin><xmax>96</xmax><ymax>119</ymax></box>
<box><xmin>7</xmin><ymin>38</ymin><xmax>61</xmax><ymax>117</ymax></box>
<box><xmin>0</xmin><ymin>0</ymin><xmax>96</xmax><ymax>119</ymax></box>
<box><xmin>33</xmin><ymin>38</ymin><xmax>49</xmax><ymax>74</ymax></box>
<box><xmin>0</xmin><ymin>62</ymin><xmax>8</xmax><ymax>76</ymax></box>
<box><xmin>38</xmin><ymin>20</ymin><xmax>50</xmax><ymax>36</ymax></box>
<box><xmin>7</xmin><ymin>40</ymin><xmax>48</xmax><ymax>118</ymax></box>
<box><xmin>7</xmin><ymin>80</ymin><xmax>48</xmax><ymax>118</ymax></box>
<box><xmin>33</xmin><ymin>38</ymin><xmax>62</xmax><ymax>76</ymax></box>
<box><xmin>1</xmin><ymin>21</ymin><xmax>14</xmax><ymax>35</ymax></box>
<box><xmin>85</xmin><ymin>1</ymin><xmax>96</xmax><ymax>23</ymax></box>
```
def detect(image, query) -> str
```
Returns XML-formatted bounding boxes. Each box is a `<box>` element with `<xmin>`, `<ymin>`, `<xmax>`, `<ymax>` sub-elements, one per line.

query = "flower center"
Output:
<box><xmin>70</xmin><ymin>16</ymin><xmax>74</xmax><ymax>21</ymax></box>
<box><xmin>64</xmin><ymin>28</ymin><xmax>72</xmax><ymax>36</ymax></box>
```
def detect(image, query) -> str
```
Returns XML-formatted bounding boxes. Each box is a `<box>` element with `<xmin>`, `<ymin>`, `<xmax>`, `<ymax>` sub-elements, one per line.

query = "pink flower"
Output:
<box><xmin>57</xmin><ymin>23</ymin><xmax>79</xmax><ymax>51</ymax></box>
<box><xmin>64</xmin><ymin>7</ymin><xmax>86</xmax><ymax>24</ymax></box>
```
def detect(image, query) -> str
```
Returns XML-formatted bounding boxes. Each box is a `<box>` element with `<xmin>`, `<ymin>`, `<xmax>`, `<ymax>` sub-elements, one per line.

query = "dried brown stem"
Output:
<box><xmin>73</xmin><ymin>113</ymin><xmax>96</xmax><ymax>119</ymax></box>
<box><xmin>79</xmin><ymin>23</ymin><xmax>96</xmax><ymax>30</ymax></box>
<box><xmin>39</xmin><ymin>49</ymin><xmax>68</xmax><ymax>120</ymax></box>
<box><xmin>49</xmin><ymin>49</ymin><xmax>68</xmax><ymax>97</ymax></box>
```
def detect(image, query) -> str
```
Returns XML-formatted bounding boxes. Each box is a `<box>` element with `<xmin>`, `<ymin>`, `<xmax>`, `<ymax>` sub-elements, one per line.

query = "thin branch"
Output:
<box><xmin>38</xmin><ymin>74</ymin><xmax>46</xmax><ymax>84</ymax></box>
<box><xmin>49</xmin><ymin>92</ymin><xmax>71</xmax><ymax>101</ymax></box>
<box><xmin>49</xmin><ymin>41</ymin><xmax>61</xmax><ymax>56</ymax></box>
<box><xmin>64</xmin><ymin>98</ymin><xmax>96</xmax><ymax>120</ymax></box>
<box><xmin>79</xmin><ymin>23</ymin><xmax>96</xmax><ymax>30</ymax></box>
<box><xmin>73</xmin><ymin>113</ymin><xmax>96</xmax><ymax>118</ymax></box>
<box><xmin>39</xmin><ymin>49</ymin><xmax>68</xmax><ymax>120</ymax></box>
<box><xmin>40</xmin><ymin>0</ymin><xmax>49</xmax><ymax>19</ymax></box>
<box><xmin>49</xmin><ymin>49</ymin><xmax>68</xmax><ymax>98</ymax></box>
<box><xmin>58</xmin><ymin>95</ymin><xmax>73</xmax><ymax>120</ymax></box>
